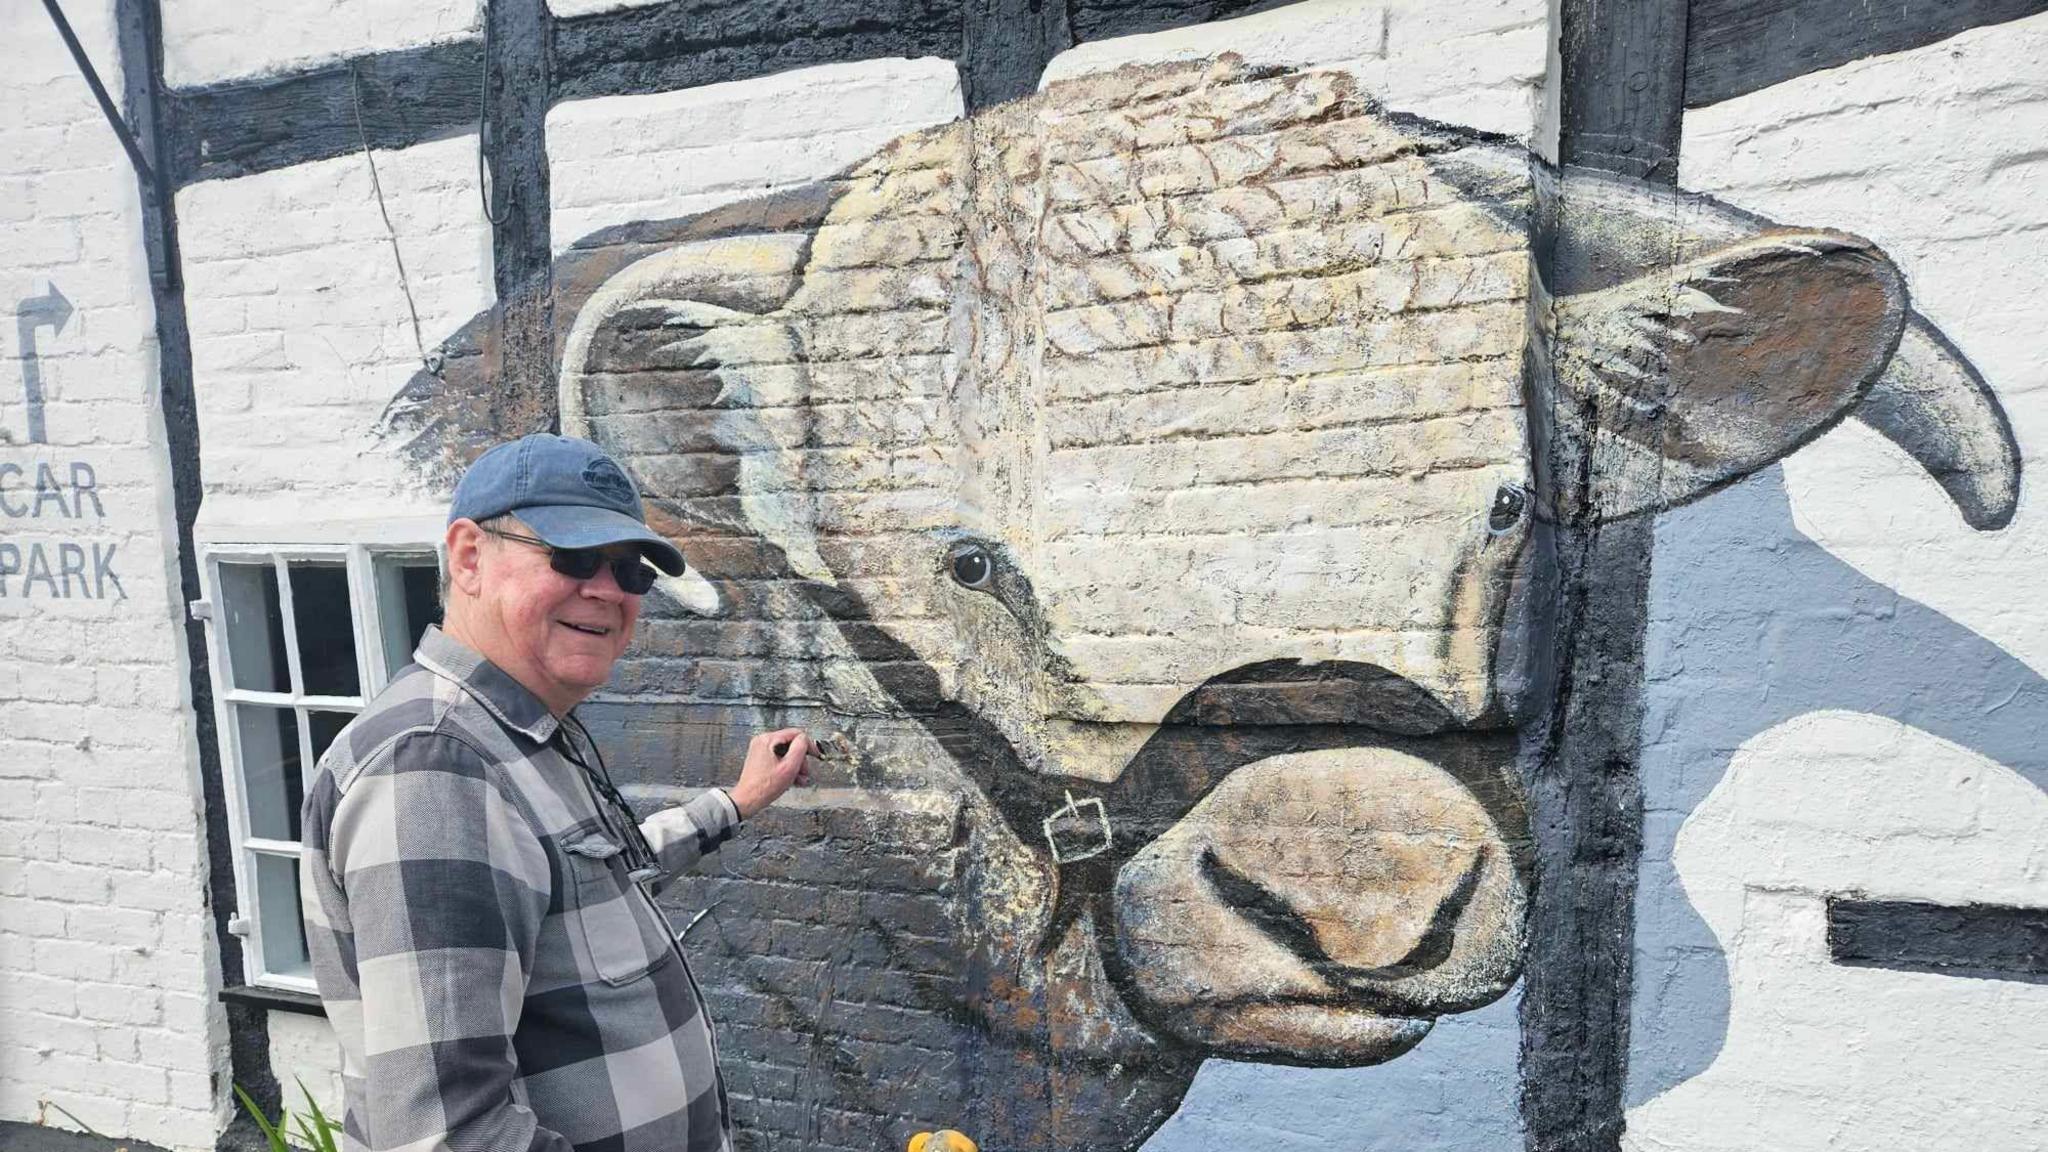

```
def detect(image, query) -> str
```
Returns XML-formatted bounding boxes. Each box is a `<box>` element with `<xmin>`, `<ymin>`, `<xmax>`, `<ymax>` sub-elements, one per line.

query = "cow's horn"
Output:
<box><xmin>1852</xmin><ymin>313</ymin><xmax>2021</xmax><ymax>531</ymax></box>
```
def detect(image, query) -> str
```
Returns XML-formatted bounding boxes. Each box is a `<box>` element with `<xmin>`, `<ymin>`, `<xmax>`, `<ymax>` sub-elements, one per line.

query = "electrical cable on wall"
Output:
<box><xmin>347</xmin><ymin>65</ymin><xmax>437</xmax><ymax>378</ymax></box>
<box><xmin>477</xmin><ymin>1</ymin><xmax>508</xmax><ymax>227</ymax></box>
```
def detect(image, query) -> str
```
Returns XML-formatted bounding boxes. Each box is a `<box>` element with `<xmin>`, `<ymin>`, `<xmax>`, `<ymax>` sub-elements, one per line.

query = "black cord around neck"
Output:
<box><xmin>555</xmin><ymin>712</ymin><xmax>664</xmax><ymax>882</ymax></box>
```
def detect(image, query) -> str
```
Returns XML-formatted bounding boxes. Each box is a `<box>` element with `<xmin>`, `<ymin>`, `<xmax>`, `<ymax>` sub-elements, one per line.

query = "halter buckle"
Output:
<box><xmin>1043</xmin><ymin>791</ymin><xmax>1113</xmax><ymax>865</ymax></box>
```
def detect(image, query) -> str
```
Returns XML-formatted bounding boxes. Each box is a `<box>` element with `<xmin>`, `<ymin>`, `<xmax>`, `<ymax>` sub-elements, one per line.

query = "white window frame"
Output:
<box><xmin>197</xmin><ymin>541</ymin><xmax>443</xmax><ymax>993</ymax></box>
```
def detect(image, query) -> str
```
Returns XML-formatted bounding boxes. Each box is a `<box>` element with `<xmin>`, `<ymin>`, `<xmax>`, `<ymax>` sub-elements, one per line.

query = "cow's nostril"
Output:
<box><xmin>1348</xmin><ymin>848</ymin><xmax>1489</xmax><ymax>981</ymax></box>
<box><xmin>1198</xmin><ymin>845</ymin><xmax>1489</xmax><ymax>982</ymax></box>
<box><xmin>1198</xmin><ymin>847</ymin><xmax>1340</xmax><ymax>969</ymax></box>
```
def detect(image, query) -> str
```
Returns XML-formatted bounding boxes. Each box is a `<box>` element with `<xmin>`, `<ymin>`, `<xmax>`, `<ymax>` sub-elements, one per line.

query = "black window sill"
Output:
<box><xmin>219</xmin><ymin>982</ymin><xmax>327</xmax><ymax>1017</ymax></box>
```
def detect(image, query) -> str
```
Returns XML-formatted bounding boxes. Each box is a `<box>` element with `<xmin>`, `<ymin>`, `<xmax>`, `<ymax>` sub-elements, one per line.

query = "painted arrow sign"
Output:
<box><xmin>16</xmin><ymin>281</ymin><xmax>72</xmax><ymax>444</ymax></box>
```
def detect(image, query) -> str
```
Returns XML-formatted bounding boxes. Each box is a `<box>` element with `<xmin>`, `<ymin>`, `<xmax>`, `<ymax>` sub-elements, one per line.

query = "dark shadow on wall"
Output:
<box><xmin>1626</xmin><ymin>465</ymin><xmax>2048</xmax><ymax>1108</ymax></box>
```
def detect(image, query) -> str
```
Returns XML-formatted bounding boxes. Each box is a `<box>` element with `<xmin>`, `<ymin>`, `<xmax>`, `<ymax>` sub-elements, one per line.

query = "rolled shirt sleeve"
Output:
<box><xmin>326</xmin><ymin>732</ymin><xmax>572</xmax><ymax>1152</ymax></box>
<box><xmin>640</xmin><ymin>788</ymin><xmax>742</xmax><ymax>883</ymax></box>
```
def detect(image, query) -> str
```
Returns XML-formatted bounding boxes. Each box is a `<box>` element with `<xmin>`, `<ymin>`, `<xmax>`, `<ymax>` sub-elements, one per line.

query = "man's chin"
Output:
<box><xmin>544</xmin><ymin>660</ymin><xmax>621</xmax><ymax>706</ymax></box>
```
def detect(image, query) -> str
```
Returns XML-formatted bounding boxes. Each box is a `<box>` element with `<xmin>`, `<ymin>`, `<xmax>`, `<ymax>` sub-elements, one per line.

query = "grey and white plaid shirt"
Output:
<box><xmin>300</xmin><ymin>626</ymin><xmax>740</xmax><ymax>1152</ymax></box>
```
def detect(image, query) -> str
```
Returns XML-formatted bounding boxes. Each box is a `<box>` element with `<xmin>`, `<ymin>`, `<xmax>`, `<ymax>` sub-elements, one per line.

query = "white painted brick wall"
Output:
<box><xmin>178</xmin><ymin>134</ymin><xmax>495</xmax><ymax>534</ymax></box>
<box><xmin>548</xmin><ymin>57</ymin><xmax>967</xmax><ymax>252</ymax></box>
<box><xmin>160</xmin><ymin>0</ymin><xmax>478</xmax><ymax>87</ymax></box>
<box><xmin>263</xmin><ymin>1010</ymin><xmax>346</xmax><ymax>1128</ymax></box>
<box><xmin>0</xmin><ymin>0</ymin><xmax>227</xmax><ymax>1147</ymax></box>
<box><xmin>1042</xmin><ymin>0</ymin><xmax>1552</xmax><ymax>145</ymax></box>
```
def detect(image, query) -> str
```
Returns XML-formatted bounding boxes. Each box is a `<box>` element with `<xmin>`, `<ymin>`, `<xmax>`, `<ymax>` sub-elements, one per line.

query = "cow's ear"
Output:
<box><xmin>557</xmin><ymin>234</ymin><xmax>834</xmax><ymax>611</ymax></box>
<box><xmin>1549</xmin><ymin>230</ymin><xmax>1906</xmax><ymax>521</ymax></box>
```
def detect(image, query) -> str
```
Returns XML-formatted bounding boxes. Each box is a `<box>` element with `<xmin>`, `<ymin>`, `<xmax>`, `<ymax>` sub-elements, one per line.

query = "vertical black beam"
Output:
<box><xmin>1520</xmin><ymin>2</ymin><xmax>1689</xmax><ymax>1150</ymax></box>
<box><xmin>1556</xmin><ymin>0</ymin><xmax>1689</xmax><ymax>181</ymax></box>
<box><xmin>960</xmin><ymin>0</ymin><xmax>1075</xmax><ymax>112</ymax></box>
<box><xmin>112</xmin><ymin>0</ymin><xmax>282</xmax><ymax>1142</ymax></box>
<box><xmin>483</xmin><ymin>0</ymin><xmax>556</xmax><ymax>404</ymax></box>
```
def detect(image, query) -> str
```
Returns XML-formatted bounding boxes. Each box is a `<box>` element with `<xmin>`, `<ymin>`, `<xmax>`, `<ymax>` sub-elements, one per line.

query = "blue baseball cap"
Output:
<box><xmin>449</xmin><ymin>434</ymin><xmax>686</xmax><ymax>576</ymax></box>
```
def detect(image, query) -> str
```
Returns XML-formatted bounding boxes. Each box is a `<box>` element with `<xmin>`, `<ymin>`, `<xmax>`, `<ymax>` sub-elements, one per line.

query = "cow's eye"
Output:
<box><xmin>1488</xmin><ymin>484</ymin><xmax>1529</xmax><ymax>534</ymax></box>
<box><xmin>948</xmin><ymin>542</ymin><xmax>995</xmax><ymax>590</ymax></box>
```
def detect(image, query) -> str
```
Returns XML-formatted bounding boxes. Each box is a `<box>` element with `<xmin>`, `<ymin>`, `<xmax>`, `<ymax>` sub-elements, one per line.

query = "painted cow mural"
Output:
<box><xmin>386</xmin><ymin>57</ymin><xmax>2019</xmax><ymax>1152</ymax></box>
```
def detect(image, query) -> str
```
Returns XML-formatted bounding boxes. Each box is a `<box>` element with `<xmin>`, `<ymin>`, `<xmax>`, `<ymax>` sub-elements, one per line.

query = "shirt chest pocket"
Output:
<box><xmin>562</xmin><ymin>833</ymin><xmax>677</xmax><ymax>987</ymax></box>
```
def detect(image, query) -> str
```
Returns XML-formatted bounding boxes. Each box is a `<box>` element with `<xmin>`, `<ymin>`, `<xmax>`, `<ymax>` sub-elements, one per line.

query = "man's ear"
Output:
<box><xmin>1549</xmin><ymin>230</ymin><xmax>1907</xmax><ymax>521</ymax></box>
<box><xmin>443</xmin><ymin>517</ymin><xmax>488</xmax><ymax>599</ymax></box>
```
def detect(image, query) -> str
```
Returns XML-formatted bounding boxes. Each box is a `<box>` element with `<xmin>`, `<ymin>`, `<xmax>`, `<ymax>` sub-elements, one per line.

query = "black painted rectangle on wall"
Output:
<box><xmin>1685</xmin><ymin>0</ymin><xmax>2048</xmax><ymax>108</ymax></box>
<box><xmin>1828</xmin><ymin>897</ymin><xmax>2048</xmax><ymax>984</ymax></box>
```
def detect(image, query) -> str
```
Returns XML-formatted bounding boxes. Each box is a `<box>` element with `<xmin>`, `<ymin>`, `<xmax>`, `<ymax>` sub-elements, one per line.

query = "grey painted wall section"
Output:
<box><xmin>1628</xmin><ymin>468</ymin><xmax>2048</xmax><ymax>1105</ymax></box>
<box><xmin>1145</xmin><ymin>986</ymin><xmax>1524</xmax><ymax>1151</ymax></box>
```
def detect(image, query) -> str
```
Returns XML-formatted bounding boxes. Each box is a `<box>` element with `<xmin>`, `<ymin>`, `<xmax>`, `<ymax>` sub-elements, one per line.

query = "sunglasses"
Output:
<box><xmin>485</xmin><ymin>526</ymin><xmax>662</xmax><ymax>594</ymax></box>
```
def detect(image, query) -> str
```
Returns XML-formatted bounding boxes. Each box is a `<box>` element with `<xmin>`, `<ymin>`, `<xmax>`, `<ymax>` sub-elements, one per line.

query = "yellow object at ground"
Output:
<box><xmin>908</xmin><ymin>1131</ymin><xmax>977</xmax><ymax>1152</ymax></box>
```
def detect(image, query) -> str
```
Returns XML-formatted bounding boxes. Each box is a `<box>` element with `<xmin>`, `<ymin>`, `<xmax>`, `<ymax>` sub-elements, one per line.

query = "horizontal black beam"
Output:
<box><xmin>1686</xmin><ymin>0</ymin><xmax>2048</xmax><ymax>108</ymax></box>
<box><xmin>165</xmin><ymin>37</ymin><xmax>483</xmax><ymax>185</ymax></box>
<box><xmin>150</xmin><ymin>0</ymin><xmax>2048</xmax><ymax>188</ymax></box>
<box><xmin>1828</xmin><ymin>897</ymin><xmax>2048</xmax><ymax>985</ymax></box>
<box><xmin>159</xmin><ymin>0</ymin><xmax>1288</xmax><ymax>188</ymax></box>
<box><xmin>553</xmin><ymin>0</ymin><xmax>961</xmax><ymax>104</ymax></box>
<box><xmin>1067</xmin><ymin>0</ymin><xmax>1290</xmax><ymax>42</ymax></box>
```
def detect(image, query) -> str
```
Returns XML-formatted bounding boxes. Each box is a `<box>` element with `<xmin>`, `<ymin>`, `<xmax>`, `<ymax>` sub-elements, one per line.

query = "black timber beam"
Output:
<box><xmin>159</xmin><ymin>0</ymin><xmax>1311</xmax><ymax>187</ymax></box>
<box><xmin>551</xmin><ymin>0</ymin><xmax>962</xmax><ymax>104</ymax></box>
<box><xmin>1067</xmin><ymin>0</ymin><xmax>1291</xmax><ymax>41</ymax></box>
<box><xmin>1686</xmin><ymin>0</ymin><xmax>2048</xmax><ymax>108</ymax></box>
<box><xmin>1557</xmin><ymin>0</ymin><xmax>1690</xmax><ymax>180</ymax></box>
<box><xmin>1830</xmin><ymin>898</ymin><xmax>2048</xmax><ymax>985</ymax></box>
<box><xmin>114</xmin><ymin>0</ymin><xmax>285</xmax><ymax>1145</ymax></box>
<box><xmin>1520</xmin><ymin>2</ymin><xmax>1688</xmax><ymax>1151</ymax></box>
<box><xmin>39</xmin><ymin>0</ymin><xmax>159</xmax><ymax>187</ymax></box>
<box><xmin>164</xmin><ymin>38</ymin><xmax>483</xmax><ymax>186</ymax></box>
<box><xmin>485</xmin><ymin>0</ymin><xmax>558</xmax><ymax>408</ymax></box>
<box><xmin>151</xmin><ymin>0</ymin><xmax>2048</xmax><ymax>189</ymax></box>
<box><xmin>961</xmin><ymin>0</ymin><xmax>1073</xmax><ymax>111</ymax></box>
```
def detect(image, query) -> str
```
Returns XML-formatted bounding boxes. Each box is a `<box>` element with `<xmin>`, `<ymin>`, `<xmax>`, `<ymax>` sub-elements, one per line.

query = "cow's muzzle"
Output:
<box><xmin>1036</xmin><ymin>662</ymin><xmax>1529</xmax><ymax>1064</ymax></box>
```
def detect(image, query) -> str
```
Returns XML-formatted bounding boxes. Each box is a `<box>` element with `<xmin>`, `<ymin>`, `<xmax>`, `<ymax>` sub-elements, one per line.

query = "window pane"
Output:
<box><xmin>254</xmin><ymin>851</ymin><xmax>312</xmax><ymax>982</ymax></box>
<box><xmin>218</xmin><ymin>562</ymin><xmax>289</xmax><ymax>693</ymax></box>
<box><xmin>288</xmin><ymin>562</ymin><xmax>360</xmax><ymax>698</ymax></box>
<box><xmin>236</xmin><ymin>705</ymin><xmax>303</xmax><ymax>842</ymax></box>
<box><xmin>375</xmin><ymin>554</ymin><xmax>443</xmax><ymax>677</ymax></box>
<box><xmin>307</xmin><ymin>710</ymin><xmax>353</xmax><ymax>765</ymax></box>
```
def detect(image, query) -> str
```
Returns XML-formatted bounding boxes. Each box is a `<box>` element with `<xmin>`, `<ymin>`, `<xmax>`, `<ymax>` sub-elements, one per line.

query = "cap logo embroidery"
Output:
<box><xmin>581</xmin><ymin>459</ymin><xmax>636</xmax><ymax>503</ymax></box>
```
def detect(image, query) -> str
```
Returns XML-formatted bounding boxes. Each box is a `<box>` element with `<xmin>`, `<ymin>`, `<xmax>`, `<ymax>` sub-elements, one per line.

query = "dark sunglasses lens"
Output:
<box><xmin>548</xmin><ymin>549</ymin><xmax>607</xmax><ymax>580</ymax></box>
<box><xmin>612</xmin><ymin>559</ymin><xmax>658</xmax><ymax>595</ymax></box>
<box><xmin>545</xmin><ymin>544</ymin><xmax>657</xmax><ymax>593</ymax></box>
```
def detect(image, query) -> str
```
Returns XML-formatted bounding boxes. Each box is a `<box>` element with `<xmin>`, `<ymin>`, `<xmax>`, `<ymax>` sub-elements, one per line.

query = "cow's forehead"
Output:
<box><xmin>764</xmin><ymin>61</ymin><xmax>1537</xmax><ymax>720</ymax></box>
<box><xmin>789</xmin><ymin>58</ymin><xmax>1535</xmax><ymax>533</ymax></box>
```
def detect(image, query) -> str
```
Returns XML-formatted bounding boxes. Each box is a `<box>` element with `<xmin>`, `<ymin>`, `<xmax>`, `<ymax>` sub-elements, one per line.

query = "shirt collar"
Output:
<box><xmin>413</xmin><ymin>625</ymin><xmax>562</xmax><ymax>744</ymax></box>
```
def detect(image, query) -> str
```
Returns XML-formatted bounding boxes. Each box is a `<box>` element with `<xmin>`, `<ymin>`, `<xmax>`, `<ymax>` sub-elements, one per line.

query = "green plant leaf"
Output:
<box><xmin>231</xmin><ymin>1084</ymin><xmax>290</xmax><ymax>1152</ymax></box>
<box><xmin>295</xmin><ymin>1079</ymin><xmax>341</xmax><ymax>1152</ymax></box>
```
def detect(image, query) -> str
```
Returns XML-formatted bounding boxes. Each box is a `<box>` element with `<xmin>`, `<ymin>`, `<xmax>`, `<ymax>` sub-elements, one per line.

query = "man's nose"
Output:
<box><xmin>579</xmin><ymin>560</ymin><xmax>627</xmax><ymax>601</ymax></box>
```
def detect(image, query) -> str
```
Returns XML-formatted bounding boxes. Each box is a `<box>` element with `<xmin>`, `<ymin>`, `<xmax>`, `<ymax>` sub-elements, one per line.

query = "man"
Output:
<box><xmin>300</xmin><ymin>433</ymin><xmax>815</xmax><ymax>1152</ymax></box>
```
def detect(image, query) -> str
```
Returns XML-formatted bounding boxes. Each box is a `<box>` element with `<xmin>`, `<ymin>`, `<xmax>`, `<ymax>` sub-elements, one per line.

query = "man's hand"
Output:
<box><xmin>729</xmin><ymin>728</ymin><xmax>817</xmax><ymax>819</ymax></box>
